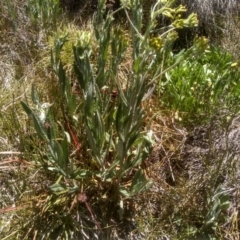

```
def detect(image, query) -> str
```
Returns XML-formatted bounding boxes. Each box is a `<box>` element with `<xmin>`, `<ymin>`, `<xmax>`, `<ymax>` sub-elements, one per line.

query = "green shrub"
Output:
<box><xmin>158</xmin><ymin>46</ymin><xmax>240</xmax><ymax>124</ymax></box>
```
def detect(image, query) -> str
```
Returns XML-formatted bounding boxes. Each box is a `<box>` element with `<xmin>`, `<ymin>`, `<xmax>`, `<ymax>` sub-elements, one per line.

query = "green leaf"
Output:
<box><xmin>31</xmin><ymin>84</ymin><xmax>39</xmax><ymax>105</ymax></box>
<box><xmin>219</xmin><ymin>194</ymin><xmax>230</xmax><ymax>210</ymax></box>
<box><xmin>49</xmin><ymin>183</ymin><xmax>65</xmax><ymax>193</ymax></box>
<box><xmin>58</xmin><ymin>61</ymin><xmax>66</xmax><ymax>95</ymax></box>
<box><xmin>85</xmin><ymin>126</ymin><xmax>102</xmax><ymax>167</ymax></box>
<box><xmin>61</xmin><ymin>135</ymin><xmax>69</xmax><ymax>171</ymax></box>
<box><xmin>101</xmin><ymin>159</ymin><xmax>120</xmax><ymax>181</ymax></box>
<box><xmin>21</xmin><ymin>101</ymin><xmax>49</xmax><ymax>142</ymax></box>
<box><xmin>119</xmin><ymin>187</ymin><xmax>131</xmax><ymax>198</ymax></box>
<box><xmin>133</xmin><ymin>57</ymin><xmax>141</xmax><ymax>73</ymax></box>
<box><xmin>116</xmin><ymin>103</ymin><xmax>127</xmax><ymax>142</ymax></box>
<box><xmin>51</xmin><ymin>49</ymin><xmax>57</xmax><ymax>72</ymax></box>
<box><xmin>116</xmin><ymin>140</ymin><xmax>125</xmax><ymax>161</ymax></box>
<box><xmin>73</xmin><ymin>46</ymin><xmax>86</xmax><ymax>90</ymax></box>
<box><xmin>68</xmin><ymin>94</ymin><xmax>77</xmax><ymax>116</ymax></box>
<box><xmin>130</xmin><ymin>169</ymin><xmax>153</xmax><ymax>196</ymax></box>
<box><xmin>126</xmin><ymin>132</ymin><xmax>140</xmax><ymax>151</ymax></box>
<box><xmin>86</xmin><ymin>81</ymin><xmax>94</xmax><ymax>113</ymax></box>
<box><xmin>122</xmin><ymin>154</ymin><xmax>142</xmax><ymax>173</ymax></box>
<box><xmin>220</xmin><ymin>201</ymin><xmax>230</xmax><ymax>210</ymax></box>
<box><xmin>50</xmin><ymin>140</ymin><xmax>68</xmax><ymax>172</ymax></box>
<box><xmin>73</xmin><ymin>169</ymin><xmax>92</xmax><ymax>179</ymax></box>
<box><xmin>21</xmin><ymin>100</ymin><xmax>33</xmax><ymax>116</ymax></box>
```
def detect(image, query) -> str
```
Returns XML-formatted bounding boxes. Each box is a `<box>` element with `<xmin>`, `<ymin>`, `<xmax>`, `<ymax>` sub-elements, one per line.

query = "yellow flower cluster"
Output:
<box><xmin>172</xmin><ymin>13</ymin><xmax>198</xmax><ymax>29</ymax></box>
<box><xmin>185</xmin><ymin>13</ymin><xmax>199</xmax><ymax>27</ymax></box>
<box><xmin>166</xmin><ymin>31</ymin><xmax>179</xmax><ymax>42</ymax></box>
<box><xmin>193</xmin><ymin>36</ymin><xmax>209</xmax><ymax>51</ymax></box>
<box><xmin>162</xmin><ymin>5</ymin><xmax>187</xmax><ymax>19</ymax></box>
<box><xmin>172</xmin><ymin>19</ymin><xmax>185</xmax><ymax>29</ymax></box>
<box><xmin>120</xmin><ymin>0</ymin><xmax>131</xmax><ymax>9</ymax></box>
<box><xmin>149</xmin><ymin>37</ymin><xmax>164</xmax><ymax>50</ymax></box>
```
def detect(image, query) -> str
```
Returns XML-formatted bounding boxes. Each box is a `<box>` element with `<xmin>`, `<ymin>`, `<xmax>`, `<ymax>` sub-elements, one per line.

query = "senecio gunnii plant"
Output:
<box><xmin>20</xmin><ymin>0</ymin><xmax>208</xmax><ymax>238</ymax></box>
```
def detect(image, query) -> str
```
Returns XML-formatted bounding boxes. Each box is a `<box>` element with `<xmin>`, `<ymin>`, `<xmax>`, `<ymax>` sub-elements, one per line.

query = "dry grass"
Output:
<box><xmin>177</xmin><ymin>0</ymin><xmax>240</xmax><ymax>55</ymax></box>
<box><xmin>220</xmin><ymin>19</ymin><xmax>240</xmax><ymax>59</ymax></box>
<box><xmin>0</xmin><ymin>1</ymin><xmax>59</xmax><ymax>237</ymax></box>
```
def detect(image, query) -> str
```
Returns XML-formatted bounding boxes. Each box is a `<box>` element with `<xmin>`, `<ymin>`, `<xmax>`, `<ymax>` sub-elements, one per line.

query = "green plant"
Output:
<box><xmin>25</xmin><ymin>0</ymin><xmax>62</xmax><ymax>29</ymax></box>
<box><xmin>158</xmin><ymin>46</ymin><xmax>240</xmax><ymax>124</ymax></box>
<box><xmin>201</xmin><ymin>186</ymin><xmax>230</xmax><ymax>236</ymax></box>
<box><xmin>19</xmin><ymin>0</ymin><xmax>208</xmax><ymax>238</ymax></box>
<box><xmin>180</xmin><ymin>185</ymin><xmax>231</xmax><ymax>240</ymax></box>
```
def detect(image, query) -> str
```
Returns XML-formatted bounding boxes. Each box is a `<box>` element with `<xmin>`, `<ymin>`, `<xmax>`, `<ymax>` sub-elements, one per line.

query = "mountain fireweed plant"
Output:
<box><xmin>20</xmin><ymin>0</ymin><xmax>208</xmax><ymax>238</ymax></box>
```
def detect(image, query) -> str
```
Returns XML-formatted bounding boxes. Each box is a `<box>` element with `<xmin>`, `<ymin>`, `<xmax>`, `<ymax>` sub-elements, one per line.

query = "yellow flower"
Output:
<box><xmin>172</xmin><ymin>13</ymin><xmax>198</xmax><ymax>29</ymax></box>
<box><xmin>231</xmin><ymin>62</ymin><xmax>238</xmax><ymax>67</ymax></box>
<box><xmin>186</xmin><ymin>13</ymin><xmax>198</xmax><ymax>27</ymax></box>
<box><xmin>175</xmin><ymin>5</ymin><xmax>187</xmax><ymax>14</ymax></box>
<box><xmin>193</xmin><ymin>36</ymin><xmax>209</xmax><ymax>51</ymax></box>
<box><xmin>166</xmin><ymin>31</ymin><xmax>178</xmax><ymax>42</ymax></box>
<box><xmin>149</xmin><ymin>37</ymin><xmax>164</xmax><ymax>50</ymax></box>
<box><xmin>162</xmin><ymin>8</ymin><xmax>174</xmax><ymax>19</ymax></box>
<box><xmin>172</xmin><ymin>19</ymin><xmax>185</xmax><ymax>29</ymax></box>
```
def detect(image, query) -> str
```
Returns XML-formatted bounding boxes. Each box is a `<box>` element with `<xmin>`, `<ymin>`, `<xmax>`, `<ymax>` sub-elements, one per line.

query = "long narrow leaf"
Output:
<box><xmin>31</xmin><ymin>85</ymin><xmax>39</xmax><ymax>105</ymax></box>
<box><xmin>21</xmin><ymin>101</ymin><xmax>49</xmax><ymax>142</ymax></box>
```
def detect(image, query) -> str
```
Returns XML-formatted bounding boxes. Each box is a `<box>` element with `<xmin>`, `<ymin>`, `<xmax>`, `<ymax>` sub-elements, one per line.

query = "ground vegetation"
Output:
<box><xmin>1</xmin><ymin>0</ymin><xmax>240</xmax><ymax>239</ymax></box>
